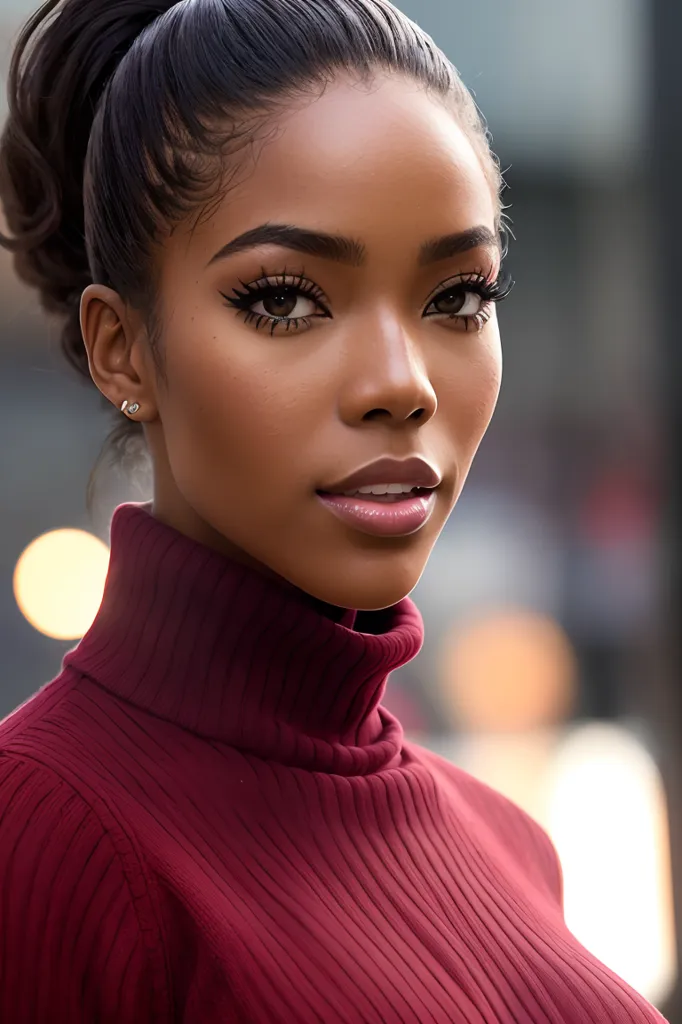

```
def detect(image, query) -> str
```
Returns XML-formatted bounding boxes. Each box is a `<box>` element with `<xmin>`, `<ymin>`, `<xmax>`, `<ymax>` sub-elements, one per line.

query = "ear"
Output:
<box><xmin>80</xmin><ymin>284</ymin><xmax>159</xmax><ymax>422</ymax></box>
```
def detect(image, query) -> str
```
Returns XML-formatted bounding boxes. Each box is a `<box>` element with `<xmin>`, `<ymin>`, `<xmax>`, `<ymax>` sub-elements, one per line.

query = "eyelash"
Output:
<box><xmin>220</xmin><ymin>265</ymin><xmax>514</xmax><ymax>336</ymax></box>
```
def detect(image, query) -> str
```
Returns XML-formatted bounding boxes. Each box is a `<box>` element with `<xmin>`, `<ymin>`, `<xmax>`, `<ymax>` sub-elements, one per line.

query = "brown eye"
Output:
<box><xmin>223</xmin><ymin>271</ymin><xmax>333</xmax><ymax>335</ymax></box>
<box><xmin>431</xmin><ymin>288</ymin><xmax>483</xmax><ymax>318</ymax></box>
<box><xmin>433</xmin><ymin>288</ymin><xmax>465</xmax><ymax>315</ymax></box>
<box><xmin>253</xmin><ymin>287</ymin><xmax>316</xmax><ymax>319</ymax></box>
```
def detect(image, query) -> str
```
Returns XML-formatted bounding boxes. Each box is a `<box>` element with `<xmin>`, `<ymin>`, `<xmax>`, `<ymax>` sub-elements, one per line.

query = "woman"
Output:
<box><xmin>0</xmin><ymin>0</ymin><xmax>667</xmax><ymax>1021</ymax></box>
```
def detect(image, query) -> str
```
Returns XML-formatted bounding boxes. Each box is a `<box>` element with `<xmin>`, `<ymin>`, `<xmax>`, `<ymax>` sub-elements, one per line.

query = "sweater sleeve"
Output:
<box><xmin>0</xmin><ymin>750</ymin><xmax>158</xmax><ymax>1024</ymax></box>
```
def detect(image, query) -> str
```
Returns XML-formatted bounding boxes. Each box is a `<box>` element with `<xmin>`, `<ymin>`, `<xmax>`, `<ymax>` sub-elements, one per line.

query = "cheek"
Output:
<box><xmin>159</xmin><ymin>317</ymin><xmax>267</xmax><ymax>476</ymax></box>
<box><xmin>445</xmin><ymin>325</ymin><xmax>502</xmax><ymax>425</ymax></box>
<box><xmin>157</xmin><ymin>314</ymin><xmax>319</xmax><ymax>491</ymax></box>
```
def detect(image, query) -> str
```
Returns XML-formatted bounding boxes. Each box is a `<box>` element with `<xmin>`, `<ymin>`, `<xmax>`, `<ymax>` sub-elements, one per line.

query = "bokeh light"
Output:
<box><xmin>13</xmin><ymin>529</ymin><xmax>110</xmax><ymax>640</ymax></box>
<box><xmin>439</xmin><ymin>608</ymin><xmax>578</xmax><ymax>733</ymax></box>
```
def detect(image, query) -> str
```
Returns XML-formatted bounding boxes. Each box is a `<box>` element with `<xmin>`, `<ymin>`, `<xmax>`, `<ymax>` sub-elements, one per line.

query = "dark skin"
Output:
<box><xmin>80</xmin><ymin>73</ymin><xmax>502</xmax><ymax>611</ymax></box>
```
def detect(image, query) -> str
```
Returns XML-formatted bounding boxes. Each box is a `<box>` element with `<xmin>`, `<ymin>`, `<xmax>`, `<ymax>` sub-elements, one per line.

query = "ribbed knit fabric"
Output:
<box><xmin>0</xmin><ymin>502</ymin><xmax>669</xmax><ymax>1023</ymax></box>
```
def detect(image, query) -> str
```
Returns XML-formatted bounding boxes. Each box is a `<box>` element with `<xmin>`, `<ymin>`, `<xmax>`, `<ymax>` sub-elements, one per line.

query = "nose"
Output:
<box><xmin>338</xmin><ymin>312</ymin><xmax>438</xmax><ymax>428</ymax></box>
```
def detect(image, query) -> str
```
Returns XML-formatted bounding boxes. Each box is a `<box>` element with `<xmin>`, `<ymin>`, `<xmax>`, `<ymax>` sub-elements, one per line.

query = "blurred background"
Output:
<box><xmin>3</xmin><ymin>0</ymin><xmax>682</xmax><ymax>1017</ymax></box>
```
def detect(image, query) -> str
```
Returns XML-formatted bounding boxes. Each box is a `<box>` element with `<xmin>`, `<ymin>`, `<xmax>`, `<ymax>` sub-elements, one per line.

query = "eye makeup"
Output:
<box><xmin>220</xmin><ymin>263</ymin><xmax>513</xmax><ymax>337</ymax></box>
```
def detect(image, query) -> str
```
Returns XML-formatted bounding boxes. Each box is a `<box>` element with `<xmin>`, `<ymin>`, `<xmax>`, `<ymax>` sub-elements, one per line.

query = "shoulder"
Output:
<box><xmin>0</xmin><ymin>749</ymin><xmax>169</xmax><ymax>1023</ymax></box>
<box><xmin>408</xmin><ymin>741</ymin><xmax>564</xmax><ymax>912</ymax></box>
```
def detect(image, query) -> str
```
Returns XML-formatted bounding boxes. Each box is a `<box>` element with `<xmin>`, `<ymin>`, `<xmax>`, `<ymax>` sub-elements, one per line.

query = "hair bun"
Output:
<box><xmin>0</xmin><ymin>0</ymin><xmax>177</xmax><ymax>378</ymax></box>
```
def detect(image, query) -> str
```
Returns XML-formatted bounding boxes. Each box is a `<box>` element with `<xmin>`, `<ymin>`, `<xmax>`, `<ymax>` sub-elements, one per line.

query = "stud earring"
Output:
<box><xmin>121</xmin><ymin>400</ymin><xmax>140</xmax><ymax>416</ymax></box>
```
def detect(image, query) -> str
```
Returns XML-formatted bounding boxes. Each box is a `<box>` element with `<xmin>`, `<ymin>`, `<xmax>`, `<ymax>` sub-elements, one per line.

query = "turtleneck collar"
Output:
<box><xmin>63</xmin><ymin>503</ymin><xmax>424</xmax><ymax>774</ymax></box>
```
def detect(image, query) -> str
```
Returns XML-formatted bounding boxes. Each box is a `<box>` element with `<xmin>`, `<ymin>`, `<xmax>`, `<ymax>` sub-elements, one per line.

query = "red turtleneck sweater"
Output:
<box><xmin>0</xmin><ymin>503</ymin><xmax>668</xmax><ymax>1023</ymax></box>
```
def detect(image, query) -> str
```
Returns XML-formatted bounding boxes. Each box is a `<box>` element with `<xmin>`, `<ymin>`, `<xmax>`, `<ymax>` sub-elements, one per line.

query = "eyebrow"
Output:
<box><xmin>206</xmin><ymin>222</ymin><xmax>499</xmax><ymax>268</ymax></box>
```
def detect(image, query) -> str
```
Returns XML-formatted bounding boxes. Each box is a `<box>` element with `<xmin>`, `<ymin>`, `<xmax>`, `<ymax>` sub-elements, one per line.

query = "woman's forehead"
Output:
<box><xmin>170</xmin><ymin>77</ymin><xmax>496</xmax><ymax>266</ymax></box>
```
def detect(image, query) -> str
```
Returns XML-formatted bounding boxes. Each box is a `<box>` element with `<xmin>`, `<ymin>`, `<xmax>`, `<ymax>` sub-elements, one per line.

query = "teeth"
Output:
<box><xmin>342</xmin><ymin>483</ymin><xmax>417</xmax><ymax>497</ymax></box>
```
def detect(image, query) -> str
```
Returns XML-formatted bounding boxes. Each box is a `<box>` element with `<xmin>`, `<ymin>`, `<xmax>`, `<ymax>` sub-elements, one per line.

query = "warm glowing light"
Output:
<box><xmin>13</xmin><ymin>529</ymin><xmax>110</xmax><ymax>640</ymax></box>
<box><xmin>439</xmin><ymin>609</ymin><xmax>577</xmax><ymax>733</ymax></box>
<box><xmin>546</xmin><ymin>722</ymin><xmax>677</xmax><ymax>1006</ymax></box>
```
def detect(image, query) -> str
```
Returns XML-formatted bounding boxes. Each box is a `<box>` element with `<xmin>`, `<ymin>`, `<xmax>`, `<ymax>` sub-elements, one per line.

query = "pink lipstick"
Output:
<box><xmin>316</xmin><ymin>488</ymin><xmax>436</xmax><ymax>537</ymax></box>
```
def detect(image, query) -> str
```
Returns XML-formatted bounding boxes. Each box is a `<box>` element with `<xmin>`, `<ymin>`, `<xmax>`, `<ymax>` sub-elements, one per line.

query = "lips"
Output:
<box><xmin>318</xmin><ymin>456</ymin><xmax>441</xmax><ymax>495</ymax></box>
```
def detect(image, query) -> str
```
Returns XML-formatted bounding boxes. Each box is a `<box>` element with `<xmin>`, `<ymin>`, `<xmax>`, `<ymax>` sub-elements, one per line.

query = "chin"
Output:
<box><xmin>293</xmin><ymin>553</ymin><xmax>428</xmax><ymax>612</ymax></box>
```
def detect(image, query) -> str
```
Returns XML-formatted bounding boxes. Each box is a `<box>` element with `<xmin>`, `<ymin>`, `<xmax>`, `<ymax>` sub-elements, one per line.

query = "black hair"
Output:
<box><xmin>0</xmin><ymin>0</ymin><xmax>502</xmax><ymax>500</ymax></box>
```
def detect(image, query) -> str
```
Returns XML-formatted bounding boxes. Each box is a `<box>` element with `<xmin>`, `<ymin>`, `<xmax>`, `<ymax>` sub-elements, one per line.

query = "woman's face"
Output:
<box><xmin>143</xmin><ymin>74</ymin><xmax>503</xmax><ymax>610</ymax></box>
